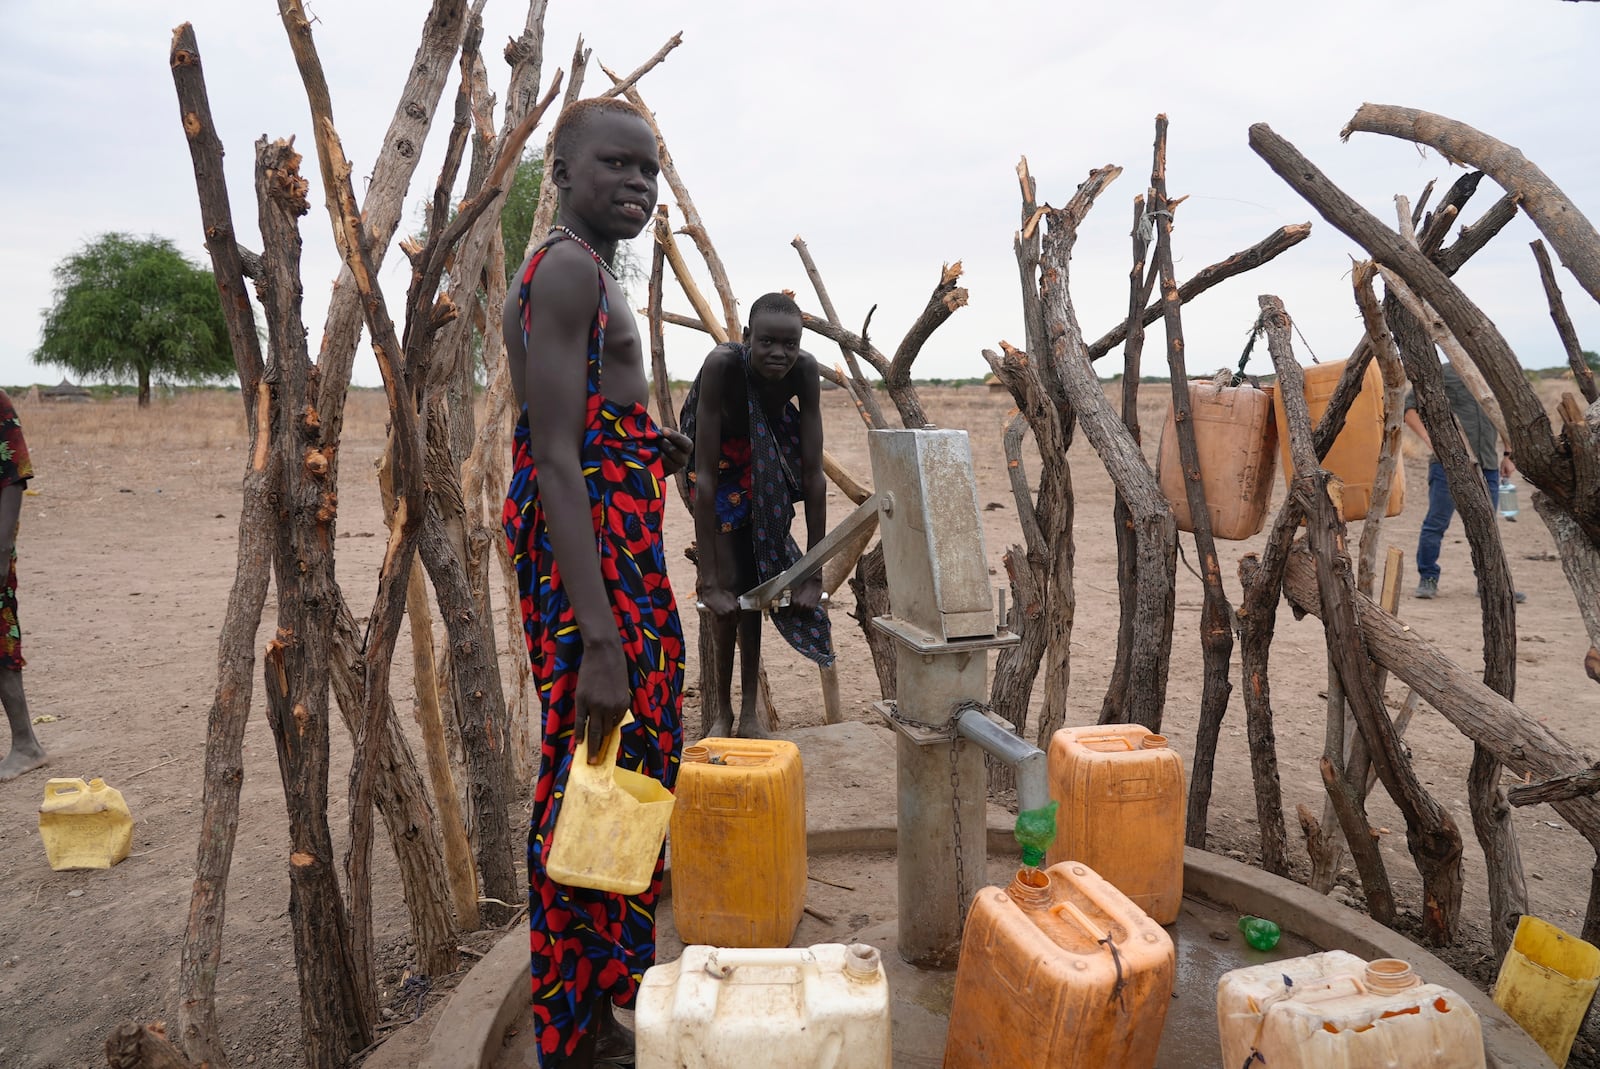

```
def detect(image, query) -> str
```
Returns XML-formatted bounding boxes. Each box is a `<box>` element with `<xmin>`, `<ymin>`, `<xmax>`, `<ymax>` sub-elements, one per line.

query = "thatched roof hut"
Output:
<box><xmin>40</xmin><ymin>379</ymin><xmax>92</xmax><ymax>402</ymax></box>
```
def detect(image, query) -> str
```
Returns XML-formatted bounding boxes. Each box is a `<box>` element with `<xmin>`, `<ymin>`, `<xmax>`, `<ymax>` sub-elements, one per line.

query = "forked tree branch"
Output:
<box><xmin>1342</xmin><ymin>104</ymin><xmax>1600</xmax><ymax>307</ymax></box>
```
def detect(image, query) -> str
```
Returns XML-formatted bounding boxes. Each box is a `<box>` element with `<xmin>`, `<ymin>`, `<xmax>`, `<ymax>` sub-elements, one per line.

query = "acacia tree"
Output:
<box><xmin>34</xmin><ymin>232</ymin><xmax>234</xmax><ymax>406</ymax></box>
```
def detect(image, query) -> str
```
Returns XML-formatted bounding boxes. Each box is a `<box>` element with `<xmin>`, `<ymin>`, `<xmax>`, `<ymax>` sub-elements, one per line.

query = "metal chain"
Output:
<box><xmin>949</xmin><ymin>732</ymin><xmax>968</xmax><ymax>922</ymax></box>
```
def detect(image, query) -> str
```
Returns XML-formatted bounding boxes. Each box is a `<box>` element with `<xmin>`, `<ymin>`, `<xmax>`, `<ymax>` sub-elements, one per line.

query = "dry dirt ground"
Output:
<box><xmin>0</xmin><ymin>380</ymin><xmax>1596</xmax><ymax>1068</ymax></box>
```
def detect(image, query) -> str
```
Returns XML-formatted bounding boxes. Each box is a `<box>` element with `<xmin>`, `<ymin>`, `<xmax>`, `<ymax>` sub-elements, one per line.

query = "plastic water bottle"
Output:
<box><xmin>1499</xmin><ymin>478</ymin><xmax>1519</xmax><ymax>521</ymax></box>
<box><xmin>1239</xmin><ymin>915</ymin><xmax>1282</xmax><ymax>951</ymax></box>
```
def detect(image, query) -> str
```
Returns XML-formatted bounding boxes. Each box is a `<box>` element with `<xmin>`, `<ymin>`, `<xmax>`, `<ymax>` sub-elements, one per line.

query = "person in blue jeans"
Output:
<box><xmin>1403</xmin><ymin>362</ymin><xmax>1524</xmax><ymax>602</ymax></box>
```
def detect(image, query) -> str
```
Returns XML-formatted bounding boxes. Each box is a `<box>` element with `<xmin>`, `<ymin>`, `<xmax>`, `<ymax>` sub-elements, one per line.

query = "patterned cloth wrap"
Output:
<box><xmin>679</xmin><ymin>346</ymin><xmax>834</xmax><ymax>668</ymax></box>
<box><xmin>0</xmin><ymin>390</ymin><xmax>32</xmax><ymax>671</ymax></box>
<box><xmin>501</xmin><ymin>236</ymin><xmax>685</xmax><ymax>1066</ymax></box>
<box><xmin>686</xmin><ymin>436</ymin><xmax>753</xmax><ymax>532</ymax></box>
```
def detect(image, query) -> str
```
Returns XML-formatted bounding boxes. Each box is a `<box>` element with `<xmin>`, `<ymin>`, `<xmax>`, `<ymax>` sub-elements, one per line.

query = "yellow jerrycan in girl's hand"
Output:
<box><xmin>546</xmin><ymin>713</ymin><xmax>675</xmax><ymax>895</ymax></box>
<box><xmin>39</xmin><ymin>777</ymin><xmax>135</xmax><ymax>871</ymax></box>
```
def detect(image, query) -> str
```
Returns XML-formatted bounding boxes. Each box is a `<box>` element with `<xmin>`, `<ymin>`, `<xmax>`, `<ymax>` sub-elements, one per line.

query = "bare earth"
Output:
<box><xmin>0</xmin><ymin>380</ymin><xmax>1596</xmax><ymax>1069</ymax></box>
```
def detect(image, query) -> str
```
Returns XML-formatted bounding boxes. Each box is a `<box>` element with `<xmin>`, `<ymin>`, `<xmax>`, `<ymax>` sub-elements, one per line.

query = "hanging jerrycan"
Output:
<box><xmin>39</xmin><ymin>777</ymin><xmax>134</xmax><ymax>871</ymax></box>
<box><xmin>1047</xmin><ymin>725</ymin><xmax>1186</xmax><ymax>924</ymax></box>
<box><xmin>1492</xmin><ymin>915</ymin><xmax>1600</xmax><ymax>1067</ymax></box>
<box><xmin>636</xmin><ymin>943</ymin><xmax>891</xmax><ymax>1069</ymax></box>
<box><xmin>1274</xmin><ymin>356</ymin><xmax>1405</xmax><ymax>521</ymax></box>
<box><xmin>545</xmin><ymin>713</ymin><xmax>675</xmax><ymax>895</ymax></box>
<box><xmin>1218</xmin><ymin>950</ymin><xmax>1485</xmax><ymax>1069</ymax></box>
<box><xmin>943</xmin><ymin>863</ymin><xmax>1174</xmax><ymax>1069</ymax></box>
<box><xmin>1156</xmin><ymin>378</ymin><xmax>1279</xmax><ymax>540</ymax></box>
<box><xmin>670</xmin><ymin>738</ymin><xmax>807</xmax><ymax>947</ymax></box>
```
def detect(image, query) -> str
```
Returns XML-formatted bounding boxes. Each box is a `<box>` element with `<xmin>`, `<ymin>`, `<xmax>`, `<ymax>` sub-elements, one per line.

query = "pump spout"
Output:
<box><xmin>954</xmin><ymin>706</ymin><xmax>1049</xmax><ymax>813</ymax></box>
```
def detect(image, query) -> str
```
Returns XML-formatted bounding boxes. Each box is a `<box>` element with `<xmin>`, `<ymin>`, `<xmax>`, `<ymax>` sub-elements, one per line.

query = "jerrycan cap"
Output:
<box><xmin>1007</xmin><ymin>867</ymin><xmax>1053</xmax><ymax>909</ymax></box>
<box><xmin>845</xmin><ymin>943</ymin><xmax>881</xmax><ymax>980</ymax></box>
<box><xmin>1140</xmin><ymin>734</ymin><xmax>1169</xmax><ymax>750</ymax></box>
<box><xmin>682</xmin><ymin>745</ymin><xmax>711</xmax><ymax>764</ymax></box>
<box><xmin>1364</xmin><ymin>958</ymin><xmax>1420</xmax><ymax>994</ymax></box>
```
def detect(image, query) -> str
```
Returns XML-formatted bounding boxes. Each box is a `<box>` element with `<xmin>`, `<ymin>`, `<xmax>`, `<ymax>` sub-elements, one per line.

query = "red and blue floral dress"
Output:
<box><xmin>501</xmin><ymin>237</ymin><xmax>684</xmax><ymax>1065</ymax></box>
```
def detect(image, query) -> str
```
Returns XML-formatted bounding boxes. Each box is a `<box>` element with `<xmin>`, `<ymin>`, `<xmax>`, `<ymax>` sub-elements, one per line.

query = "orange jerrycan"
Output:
<box><xmin>670</xmin><ymin>739</ymin><xmax>806</xmax><ymax>947</ymax></box>
<box><xmin>944</xmin><ymin>863</ymin><xmax>1174</xmax><ymax>1069</ymax></box>
<box><xmin>1273</xmin><ymin>356</ymin><xmax>1405</xmax><ymax>520</ymax></box>
<box><xmin>1492</xmin><ymin>914</ymin><xmax>1600</xmax><ymax>1066</ymax></box>
<box><xmin>39</xmin><ymin>777</ymin><xmax>134</xmax><ymax>870</ymax></box>
<box><xmin>1047</xmin><ymin>725</ymin><xmax>1185</xmax><ymax>924</ymax></box>
<box><xmin>545</xmin><ymin>714</ymin><xmax>675</xmax><ymax>895</ymax></box>
<box><xmin>1156</xmin><ymin>379</ymin><xmax>1279</xmax><ymax>540</ymax></box>
<box><xmin>1219</xmin><ymin>951</ymin><xmax>1485</xmax><ymax>1069</ymax></box>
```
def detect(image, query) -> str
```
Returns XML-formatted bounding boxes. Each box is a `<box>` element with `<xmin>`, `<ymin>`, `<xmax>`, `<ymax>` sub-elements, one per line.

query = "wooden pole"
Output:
<box><xmin>1263</xmin><ymin>293</ymin><xmax>1461</xmax><ymax>941</ymax></box>
<box><xmin>1341</xmin><ymin>103</ymin><xmax>1600</xmax><ymax>307</ymax></box>
<box><xmin>168</xmin><ymin>25</ymin><xmax>278</xmax><ymax>1067</ymax></box>
<box><xmin>1140</xmin><ymin>115</ymin><xmax>1236</xmax><ymax>849</ymax></box>
<box><xmin>1531</xmin><ymin>239</ymin><xmax>1598</xmax><ymax>404</ymax></box>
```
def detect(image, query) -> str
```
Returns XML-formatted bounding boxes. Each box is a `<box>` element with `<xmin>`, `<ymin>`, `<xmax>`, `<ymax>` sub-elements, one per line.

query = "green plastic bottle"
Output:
<box><xmin>1239</xmin><ymin>915</ymin><xmax>1281</xmax><ymax>951</ymax></box>
<box><xmin>1013</xmin><ymin>801</ymin><xmax>1059</xmax><ymax>869</ymax></box>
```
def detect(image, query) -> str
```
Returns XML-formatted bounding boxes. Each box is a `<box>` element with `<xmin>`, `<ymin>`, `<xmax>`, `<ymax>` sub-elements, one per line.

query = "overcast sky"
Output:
<box><xmin>4</xmin><ymin>1</ymin><xmax>1598</xmax><ymax>394</ymax></box>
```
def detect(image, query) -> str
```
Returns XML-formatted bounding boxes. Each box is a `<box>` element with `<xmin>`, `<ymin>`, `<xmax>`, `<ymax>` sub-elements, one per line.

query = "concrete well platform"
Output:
<box><xmin>378</xmin><ymin>721</ymin><xmax>1553</xmax><ymax>1069</ymax></box>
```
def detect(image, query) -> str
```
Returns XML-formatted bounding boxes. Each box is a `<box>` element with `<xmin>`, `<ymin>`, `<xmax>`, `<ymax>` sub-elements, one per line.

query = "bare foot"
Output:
<box><xmin>705</xmin><ymin>714</ymin><xmax>734</xmax><ymax>740</ymax></box>
<box><xmin>0</xmin><ymin>745</ymin><xmax>48</xmax><ymax>782</ymax></box>
<box><xmin>735</xmin><ymin>716</ymin><xmax>772</xmax><ymax>740</ymax></box>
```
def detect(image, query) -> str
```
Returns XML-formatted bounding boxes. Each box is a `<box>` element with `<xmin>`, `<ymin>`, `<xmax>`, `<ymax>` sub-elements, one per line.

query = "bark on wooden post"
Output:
<box><xmin>1340</xmin><ymin>104</ymin><xmax>1600</xmax><ymax>308</ymax></box>
<box><xmin>1386</xmin><ymin>279</ymin><xmax>1526</xmax><ymax>955</ymax></box>
<box><xmin>1235</xmin><ymin>490</ymin><xmax>1301</xmax><ymax>881</ymax></box>
<box><xmin>1305</xmin><ymin>262</ymin><xmax>1411</xmax><ymax>895</ymax></box>
<box><xmin>989</xmin><ymin>157</ymin><xmax>1075</xmax><ymax>753</ymax></box>
<box><xmin>1279</xmin><ymin>543</ymin><xmax>1600</xmax><ymax>937</ymax></box>
<box><xmin>1138</xmin><ymin>115</ymin><xmax>1237</xmax><ymax>848</ymax></box>
<box><xmin>1262</xmin><ymin>293</ymin><xmax>1465</xmax><ymax>945</ymax></box>
<box><xmin>255</xmin><ymin>135</ymin><xmax>373</xmax><ymax>1062</ymax></box>
<box><xmin>105</xmin><ymin>1023</ymin><xmax>198</xmax><ymax>1069</ymax></box>
<box><xmin>1250</xmin><ymin>122</ymin><xmax>1591</xmax><ymax>546</ymax></box>
<box><xmin>1103</xmin><ymin>178</ymin><xmax>1160</xmax><ymax>729</ymax></box>
<box><xmin>1027</xmin><ymin>164</ymin><xmax>1178</xmax><ymax>734</ymax></box>
<box><xmin>794</xmin><ymin>235</ymin><xmax>887</xmax><ymax>430</ymax></box>
<box><xmin>403</xmin><ymin>21</ymin><xmax>561</xmax><ymax>924</ymax></box>
<box><xmin>984</xmin><ymin>343</ymin><xmax>1073</xmax><ymax>762</ymax></box>
<box><xmin>1531</xmin><ymin>239</ymin><xmax>1599</xmax><ymax>405</ymax></box>
<box><xmin>169</xmin><ymin>25</ymin><xmax>287</xmax><ymax>1066</ymax></box>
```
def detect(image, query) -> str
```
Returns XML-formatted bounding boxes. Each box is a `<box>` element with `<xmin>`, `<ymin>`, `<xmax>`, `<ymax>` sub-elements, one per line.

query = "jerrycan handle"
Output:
<box><xmin>569</xmin><ymin>711</ymin><xmax>637</xmax><ymax>789</ymax></box>
<box><xmin>1080</xmin><ymin>735</ymin><xmax>1136</xmax><ymax>753</ymax></box>
<box><xmin>703</xmin><ymin>947</ymin><xmax>818</xmax><ymax>978</ymax></box>
<box><xmin>43</xmin><ymin>778</ymin><xmax>88</xmax><ymax>799</ymax></box>
<box><xmin>1255</xmin><ymin>974</ymin><xmax>1365</xmax><ymax>1017</ymax></box>
<box><xmin>1050</xmin><ymin>899</ymin><xmax>1110</xmax><ymax>943</ymax></box>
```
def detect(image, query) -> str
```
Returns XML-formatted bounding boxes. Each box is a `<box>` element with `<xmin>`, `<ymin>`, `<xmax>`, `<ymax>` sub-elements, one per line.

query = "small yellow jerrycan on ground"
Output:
<box><xmin>39</xmin><ymin>777</ymin><xmax>134</xmax><ymax>871</ymax></box>
<box><xmin>546</xmin><ymin>714</ymin><xmax>675</xmax><ymax>895</ymax></box>
<box><xmin>1493</xmin><ymin>914</ymin><xmax>1600</xmax><ymax>1067</ymax></box>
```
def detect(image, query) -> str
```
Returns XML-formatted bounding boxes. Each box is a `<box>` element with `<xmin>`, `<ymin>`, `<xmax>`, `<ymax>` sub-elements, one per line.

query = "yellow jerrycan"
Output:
<box><xmin>670</xmin><ymin>739</ymin><xmax>807</xmax><ymax>948</ymax></box>
<box><xmin>545</xmin><ymin>714</ymin><xmax>675</xmax><ymax>895</ymax></box>
<box><xmin>1492</xmin><ymin>915</ymin><xmax>1600</xmax><ymax>1067</ymax></box>
<box><xmin>39</xmin><ymin>777</ymin><xmax>134</xmax><ymax>870</ymax></box>
<box><xmin>1273</xmin><ymin>356</ymin><xmax>1405</xmax><ymax>521</ymax></box>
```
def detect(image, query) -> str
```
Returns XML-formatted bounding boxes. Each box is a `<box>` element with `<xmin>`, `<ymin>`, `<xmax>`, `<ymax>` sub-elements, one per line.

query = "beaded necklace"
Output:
<box><xmin>552</xmin><ymin>225</ymin><xmax>619</xmax><ymax>279</ymax></box>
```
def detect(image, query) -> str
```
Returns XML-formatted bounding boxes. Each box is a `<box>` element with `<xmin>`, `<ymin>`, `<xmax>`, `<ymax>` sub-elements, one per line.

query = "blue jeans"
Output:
<box><xmin>1415</xmin><ymin>461</ymin><xmax>1499</xmax><ymax>581</ymax></box>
